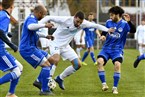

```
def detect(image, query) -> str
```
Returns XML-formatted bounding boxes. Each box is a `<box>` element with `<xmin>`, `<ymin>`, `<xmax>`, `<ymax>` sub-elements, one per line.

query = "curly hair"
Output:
<box><xmin>108</xmin><ymin>6</ymin><xmax>124</xmax><ymax>17</ymax></box>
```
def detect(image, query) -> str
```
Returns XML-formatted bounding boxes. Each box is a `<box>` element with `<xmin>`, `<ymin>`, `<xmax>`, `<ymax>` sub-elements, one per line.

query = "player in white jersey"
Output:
<box><xmin>34</xmin><ymin>11</ymin><xmax>114</xmax><ymax>90</ymax></box>
<box><xmin>136</xmin><ymin>20</ymin><xmax>145</xmax><ymax>55</ymax></box>
<box><xmin>74</xmin><ymin>29</ymin><xmax>85</xmax><ymax>58</ymax></box>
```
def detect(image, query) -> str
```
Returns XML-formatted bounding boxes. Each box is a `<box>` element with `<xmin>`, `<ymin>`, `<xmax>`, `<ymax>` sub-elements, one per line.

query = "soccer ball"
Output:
<box><xmin>48</xmin><ymin>78</ymin><xmax>56</xmax><ymax>90</ymax></box>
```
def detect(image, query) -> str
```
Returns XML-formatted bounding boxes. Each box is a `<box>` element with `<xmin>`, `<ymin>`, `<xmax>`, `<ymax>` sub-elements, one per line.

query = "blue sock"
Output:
<box><xmin>37</xmin><ymin>68</ymin><xmax>43</xmax><ymax>83</ymax></box>
<box><xmin>41</xmin><ymin>67</ymin><xmax>50</xmax><ymax>92</ymax></box>
<box><xmin>0</xmin><ymin>72</ymin><xmax>16</xmax><ymax>85</ymax></box>
<box><xmin>113</xmin><ymin>72</ymin><xmax>121</xmax><ymax>87</ymax></box>
<box><xmin>98</xmin><ymin>71</ymin><xmax>106</xmax><ymax>83</ymax></box>
<box><xmin>37</xmin><ymin>64</ymin><xmax>53</xmax><ymax>83</ymax></box>
<box><xmin>90</xmin><ymin>52</ymin><xmax>96</xmax><ymax>63</ymax></box>
<box><xmin>9</xmin><ymin>77</ymin><xmax>19</xmax><ymax>94</ymax></box>
<box><xmin>138</xmin><ymin>53</ymin><xmax>145</xmax><ymax>61</ymax></box>
<box><xmin>82</xmin><ymin>51</ymin><xmax>89</xmax><ymax>62</ymax></box>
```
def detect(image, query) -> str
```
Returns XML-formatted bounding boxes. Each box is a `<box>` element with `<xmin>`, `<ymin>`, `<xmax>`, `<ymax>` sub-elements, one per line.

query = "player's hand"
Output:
<box><xmin>46</xmin><ymin>35</ymin><xmax>54</xmax><ymax>40</ymax></box>
<box><xmin>108</xmin><ymin>28</ymin><xmax>115</xmax><ymax>34</ymax></box>
<box><xmin>123</xmin><ymin>14</ymin><xmax>130</xmax><ymax>22</ymax></box>
<box><xmin>99</xmin><ymin>36</ymin><xmax>106</xmax><ymax>41</ymax></box>
<box><xmin>45</xmin><ymin>23</ymin><xmax>54</xmax><ymax>29</ymax></box>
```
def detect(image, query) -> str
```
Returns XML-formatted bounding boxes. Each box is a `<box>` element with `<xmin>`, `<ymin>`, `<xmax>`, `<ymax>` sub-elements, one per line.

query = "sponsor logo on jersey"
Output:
<box><xmin>118</xmin><ymin>27</ymin><xmax>123</xmax><ymax>32</ymax></box>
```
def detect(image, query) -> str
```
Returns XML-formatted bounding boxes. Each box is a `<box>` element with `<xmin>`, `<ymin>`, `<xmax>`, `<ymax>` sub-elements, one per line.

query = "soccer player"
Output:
<box><xmin>74</xmin><ymin>29</ymin><xmax>85</xmax><ymax>58</ymax></box>
<box><xmin>19</xmin><ymin>4</ymin><xmax>55</xmax><ymax>95</ymax></box>
<box><xmin>96</xmin><ymin>6</ymin><xmax>130</xmax><ymax>94</ymax></box>
<box><xmin>81</xmin><ymin>12</ymin><xmax>101</xmax><ymax>66</ymax></box>
<box><xmin>133</xmin><ymin>53</ymin><xmax>145</xmax><ymax>68</ymax></box>
<box><xmin>0</xmin><ymin>0</ymin><xmax>23</xmax><ymax>97</ymax></box>
<box><xmin>37</xmin><ymin>11</ymin><xmax>114</xmax><ymax>90</ymax></box>
<box><xmin>135</xmin><ymin>20</ymin><xmax>145</xmax><ymax>55</ymax></box>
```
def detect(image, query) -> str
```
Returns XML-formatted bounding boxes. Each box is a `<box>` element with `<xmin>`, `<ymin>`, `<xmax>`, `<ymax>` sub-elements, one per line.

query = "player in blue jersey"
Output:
<box><xmin>19</xmin><ymin>5</ymin><xmax>55</xmax><ymax>96</ymax></box>
<box><xmin>133</xmin><ymin>53</ymin><xmax>145</xmax><ymax>68</ymax></box>
<box><xmin>81</xmin><ymin>12</ymin><xmax>101</xmax><ymax>66</ymax></box>
<box><xmin>0</xmin><ymin>0</ymin><xmax>23</xmax><ymax>97</ymax></box>
<box><xmin>96</xmin><ymin>6</ymin><xmax>130</xmax><ymax>94</ymax></box>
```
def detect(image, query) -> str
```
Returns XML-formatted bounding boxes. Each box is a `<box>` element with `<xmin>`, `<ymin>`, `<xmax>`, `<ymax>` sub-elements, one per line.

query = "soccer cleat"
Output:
<box><xmin>39</xmin><ymin>90</ymin><xmax>55</xmax><ymax>96</ymax></box>
<box><xmin>81</xmin><ymin>62</ymin><xmax>88</xmax><ymax>66</ymax></box>
<box><xmin>112</xmin><ymin>87</ymin><xmax>118</xmax><ymax>94</ymax></box>
<box><xmin>133</xmin><ymin>59</ymin><xmax>140</xmax><ymax>68</ymax></box>
<box><xmin>54</xmin><ymin>76</ymin><xmax>65</xmax><ymax>90</ymax></box>
<box><xmin>6</xmin><ymin>94</ymin><xmax>18</xmax><ymax>97</ymax></box>
<box><xmin>102</xmin><ymin>84</ymin><xmax>109</xmax><ymax>91</ymax></box>
<box><xmin>33</xmin><ymin>80</ymin><xmax>41</xmax><ymax>90</ymax></box>
<box><xmin>94</xmin><ymin>62</ymin><xmax>97</xmax><ymax>66</ymax></box>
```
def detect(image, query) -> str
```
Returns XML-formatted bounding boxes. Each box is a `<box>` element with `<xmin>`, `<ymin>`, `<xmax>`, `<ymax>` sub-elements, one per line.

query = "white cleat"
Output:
<box><xmin>6</xmin><ymin>94</ymin><xmax>18</xmax><ymax>97</ymax></box>
<box><xmin>112</xmin><ymin>87</ymin><xmax>118</xmax><ymax>94</ymax></box>
<box><xmin>102</xmin><ymin>84</ymin><xmax>109</xmax><ymax>91</ymax></box>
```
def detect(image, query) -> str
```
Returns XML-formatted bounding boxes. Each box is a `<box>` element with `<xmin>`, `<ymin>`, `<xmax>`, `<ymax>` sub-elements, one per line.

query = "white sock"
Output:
<box><xmin>139</xmin><ymin>46</ymin><xmax>143</xmax><ymax>55</ymax></box>
<box><xmin>59</xmin><ymin>65</ymin><xmax>76</xmax><ymax>80</ymax></box>
<box><xmin>50</xmin><ymin>65</ymin><xmax>56</xmax><ymax>77</ymax></box>
<box><xmin>76</xmin><ymin>48</ymin><xmax>81</xmax><ymax>58</ymax></box>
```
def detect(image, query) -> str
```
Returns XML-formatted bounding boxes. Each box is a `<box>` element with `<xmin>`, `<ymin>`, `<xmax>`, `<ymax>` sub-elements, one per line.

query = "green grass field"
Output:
<box><xmin>0</xmin><ymin>49</ymin><xmax>145</xmax><ymax>97</ymax></box>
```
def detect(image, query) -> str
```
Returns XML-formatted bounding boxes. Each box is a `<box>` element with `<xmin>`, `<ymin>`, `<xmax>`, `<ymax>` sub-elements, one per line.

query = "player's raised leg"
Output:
<box><xmin>134</xmin><ymin>53</ymin><xmax>145</xmax><ymax>68</ymax></box>
<box><xmin>55</xmin><ymin>58</ymin><xmax>81</xmax><ymax>90</ymax></box>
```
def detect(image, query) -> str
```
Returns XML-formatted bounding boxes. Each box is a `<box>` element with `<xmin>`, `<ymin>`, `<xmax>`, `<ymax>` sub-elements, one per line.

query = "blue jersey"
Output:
<box><xmin>19</xmin><ymin>14</ymin><xmax>39</xmax><ymax>51</ymax></box>
<box><xmin>83</xmin><ymin>25</ymin><xmax>96</xmax><ymax>48</ymax></box>
<box><xmin>83</xmin><ymin>27</ymin><xmax>96</xmax><ymax>40</ymax></box>
<box><xmin>0</xmin><ymin>10</ymin><xmax>10</xmax><ymax>53</ymax></box>
<box><xmin>103</xmin><ymin>19</ymin><xmax>130</xmax><ymax>50</ymax></box>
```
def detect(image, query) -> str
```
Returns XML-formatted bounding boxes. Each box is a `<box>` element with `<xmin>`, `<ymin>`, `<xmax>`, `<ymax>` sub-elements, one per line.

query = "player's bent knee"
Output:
<box><xmin>73</xmin><ymin>58</ymin><xmax>81</xmax><ymax>70</ymax></box>
<box><xmin>15</xmin><ymin>60</ymin><xmax>23</xmax><ymax>72</ymax></box>
<box><xmin>12</xmin><ymin>67</ymin><xmax>22</xmax><ymax>79</ymax></box>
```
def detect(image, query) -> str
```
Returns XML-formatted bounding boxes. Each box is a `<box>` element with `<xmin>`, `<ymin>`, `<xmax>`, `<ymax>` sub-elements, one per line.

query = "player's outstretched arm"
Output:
<box><xmin>84</xmin><ymin>20</ymin><xmax>115</xmax><ymax>33</ymax></box>
<box><xmin>0</xmin><ymin>29</ymin><xmax>18</xmax><ymax>52</ymax></box>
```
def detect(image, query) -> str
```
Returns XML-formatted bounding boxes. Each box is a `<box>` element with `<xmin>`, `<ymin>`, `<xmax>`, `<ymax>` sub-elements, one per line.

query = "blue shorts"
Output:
<box><xmin>0</xmin><ymin>51</ymin><xmax>17</xmax><ymax>72</ymax></box>
<box><xmin>85</xmin><ymin>38</ymin><xmax>94</xmax><ymax>48</ymax></box>
<box><xmin>20</xmin><ymin>47</ymin><xmax>48</xmax><ymax>68</ymax></box>
<box><xmin>98</xmin><ymin>49</ymin><xmax>124</xmax><ymax>62</ymax></box>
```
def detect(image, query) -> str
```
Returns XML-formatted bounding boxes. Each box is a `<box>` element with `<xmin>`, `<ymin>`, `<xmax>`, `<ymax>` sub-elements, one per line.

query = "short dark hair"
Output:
<box><xmin>88</xmin><ymin>12</ymin><xmax>93</xmax><ymax>16</ymax></box>
<box><xmin>108</xmin><ymin>6</ymin><xmax>124</xmax><ymax>17</ymax></box>
<box><xmin>75</xmin><ymin>11</ymin><xmax>85</xmax><ymax>20</ymax></box>
<box><xmin>2</xmin><ymin>0</ymin><xmax>14</xmax><ymax>9</ymax></box>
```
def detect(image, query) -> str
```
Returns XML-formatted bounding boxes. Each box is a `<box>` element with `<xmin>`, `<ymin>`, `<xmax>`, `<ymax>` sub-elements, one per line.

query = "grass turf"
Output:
<box><xmin>0</xmin><ymin>49</ymin><xmax>144</xmax><ymax>97</ymax></box>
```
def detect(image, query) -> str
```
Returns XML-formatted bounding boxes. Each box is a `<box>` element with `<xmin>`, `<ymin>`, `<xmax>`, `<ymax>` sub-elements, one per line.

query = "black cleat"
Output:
<box><xmin>33</xmin><ymin>80</ymin><xmax>41</xmax><ymax>90</ymax></box>
<box><xmin>133</xmin><ymin>59</ymin><xmax>140</xmax><ymax>68</ymax></box>
<box><xmin>39</xmin><ymin>90</ymin><xmax>55</xmax><ymax>96</ymax></box>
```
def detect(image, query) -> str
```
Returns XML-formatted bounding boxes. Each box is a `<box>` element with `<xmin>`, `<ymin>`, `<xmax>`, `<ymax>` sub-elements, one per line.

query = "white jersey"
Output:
<box><xmin>136</xmin><ymin>25</ymin><xmax>145</xmax><ymax>38</ymax></box>
<box><xmin>39</xmin><ymin>16</ymin><xmax>109</xmax><ymax>48</ymax></box>
<box><xmin>136</xmin><ymin>25</ymin><xmax>145</xmax><ymax>44</ymax></box>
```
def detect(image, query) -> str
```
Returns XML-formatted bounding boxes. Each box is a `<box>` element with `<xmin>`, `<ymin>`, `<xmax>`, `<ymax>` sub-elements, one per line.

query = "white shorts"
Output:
<box><xmin>49</xmin><ymin>42</ymin><xmax>78</xmax><ymax>61</ymax></box>
<box><xmin>138</xmin><ymin>36</ymin><xmax>145</xmax><ymax>44</ymax></box>
<box><xmin>39</xmin><ymin>38</ymin><xmax>51</xmax><ymax>48</ymax></box>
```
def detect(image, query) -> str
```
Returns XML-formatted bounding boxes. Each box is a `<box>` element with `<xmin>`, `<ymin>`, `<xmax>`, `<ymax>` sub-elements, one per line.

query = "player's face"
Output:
<box><xmin>109</xmin><ymin>13</ymin><xmax>119</xmax><ymax>22</ymax></box>
<box><xmin>38</xmin><ymin>8</ymin><xmax>47</xmax><ymax>20</ymax></box>
<box><xmin>74</xmin><ymin>17</ymin><xmax>83</xmax><ymax>28</ymax></box>
<box><xmin>88</xmin><ymin>15</ymin><xmax>94</xmax><ymax>21</ymax></box>
<box><xmin>9</xmin><ymin>4</ymin><xmax>14</xmax><ymax>14</ymax></box>
<box><xmin>141</xmin><ymin>21</ymin><xmax>145</xmax><ymax>25</ymax></box>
